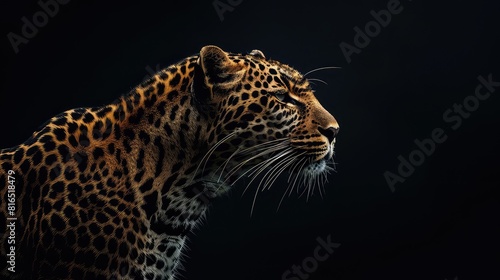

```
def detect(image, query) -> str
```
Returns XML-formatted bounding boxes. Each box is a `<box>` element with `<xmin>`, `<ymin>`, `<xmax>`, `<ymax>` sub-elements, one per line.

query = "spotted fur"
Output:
<box><xmin>0</xmin><ymin>46</ymin><xmax>339</xmax><ymax>279</ymax></box>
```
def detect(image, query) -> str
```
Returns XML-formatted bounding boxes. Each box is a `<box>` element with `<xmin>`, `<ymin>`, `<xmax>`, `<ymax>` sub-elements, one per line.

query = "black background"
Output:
<box><xmin>1</xmin><ymin>0</ymin><xmax>499</xmax><ymax>279</ymax></box>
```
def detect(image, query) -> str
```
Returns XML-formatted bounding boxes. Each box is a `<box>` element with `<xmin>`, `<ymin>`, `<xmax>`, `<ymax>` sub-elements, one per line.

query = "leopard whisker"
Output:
<box><xmin>248</xmin><ymin>148</ymin><xmax>294</xmax><ymax>216</ymax></box>
<box><xmin>303</xmin><ymin>66</ymin><xmax>341</xmax><ymax>77</ymax></box>
<box><xmin>229</xmin><ymin>141</ymin><xmax>289</xmax><ymax>175</ymax></box>
<box><xmin>216</xmin><ymin>146</ymin><xmax>241</xmax><ymax>183</ymax></box>
<box><xmin>246</xmin><ymin>147</ymin><xmax>293</xmax><ymax>180</ymax></box>
<box><xmin>272</xmin><ymin>152</ymin><xmax>308</xmax><ymax>212</ymax></box>
<box><xmin>287</xmin><ymin>160</ymin><xmax>301</xmax><ymax>183</ymax></box>
<box><xmin>248</xmin><ymin>154</ymin><xmax>291</xmax><ymax>215</ymax></box>
<box><xmin>305</xmin><ymin>173</ymin><xmax>314</xmax><ymax>201</ymax></box>
<box><xmin>250</xmin><ymin>180</ymin><xmax>261</xmax><ymax>217</ymax></box>
<box><xmin>307</xmin><ymin>78</ymin><xmax>328</xmax><ymax>85</ymax></box>
<box><xmin>242</xmin><ymin>148</ymin><xmax>294</xmax><ymax>196</ymax></box>
<box><xmin>298</xmin><ymin>177</ymin><xmax>309</xmax><ymax>198</ymax></box>
<box><xmin>317</xmin><ymin>177</ymin><xmax>324</xmax><ymax>199</ymax></box>
<box><xmin>238</xmin><ymin>138</ymin><xmax>289</xmax><ymax>155</ymax></box>
<box><xmin>225</xmin><ymin>141</ymin><xmax>290</xmax><ymax>184</ymax></box>
<box><xmin>297</xmin><ymin>158</ymin><xmax>313</xmax><ymax>195</ymax></box>
<box><xmin>213</xmin><ymin>141</ymin><xmax>288</xmax><ymax>196</ymax></box>
<box><xmin>259</xmin><ymin>151</ymin><xmax>298</xmax><ymax>192</ymax></box>
<box><xmin>200</xmin><ymin>131</ymin><xmax>238</xmax><ymax>175</ymax></box>
<box><xmin>290</xmin><ymin>158</ymin><xmax>308</xmax><ymax>197</ymax></box>
<box><xmin>190</xmin><ymin>130</ymin><xmax>238</xmax><ymax>184</ymax></box>
<box><xmin>265</xmin><ymin>151</ymin><xmax>307</xmax><ymax>192</ymax></box>
<box><xmin>276</xmin><ymin>182</ymin><xmax>293</xmax><ymax>213</ymax></box>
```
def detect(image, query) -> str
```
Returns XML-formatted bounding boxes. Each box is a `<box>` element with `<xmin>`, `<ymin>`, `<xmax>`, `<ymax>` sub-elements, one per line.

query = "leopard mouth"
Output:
<box><xmin>292</xmin><ymin>143</ymin><xmax>336</xmax><ymax>174</ymax></box>
<box><xmin>303</xmin><ymin>159</ymin><xmax>328</xmax><ymax>174</ymax></box>
<box><xmin>294</xmin><ymin>156</ymin><xmax>336</xmax><ymax>176</ymax></box>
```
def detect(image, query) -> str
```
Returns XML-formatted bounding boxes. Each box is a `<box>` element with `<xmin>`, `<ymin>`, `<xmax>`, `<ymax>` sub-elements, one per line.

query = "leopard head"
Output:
<box><xmin>192</xmin><ymin>45</ymin><xmax>339</xmax><ymax>199</ymax></box>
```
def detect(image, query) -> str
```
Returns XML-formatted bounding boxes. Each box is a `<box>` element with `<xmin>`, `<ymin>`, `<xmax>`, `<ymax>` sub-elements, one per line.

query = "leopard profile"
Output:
<box><xmin>0</xmin><ymin>45</ymin><xmax>339</xmax><ymax>279</ymax></box>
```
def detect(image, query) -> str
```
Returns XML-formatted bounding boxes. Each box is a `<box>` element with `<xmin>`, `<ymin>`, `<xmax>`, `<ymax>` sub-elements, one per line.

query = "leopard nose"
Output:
<box><xmin>318</xmin><ymin>126</ymin><xmax>339</xmax><ymax>144</ymax></box>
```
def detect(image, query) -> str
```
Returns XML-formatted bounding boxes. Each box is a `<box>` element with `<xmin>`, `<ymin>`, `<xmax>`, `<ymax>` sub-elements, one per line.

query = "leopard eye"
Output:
<box><xmin>275</xmin><ymin>91</ymin><xmax>286</xmax><ymax>102</ymax></box>
<box><xmin>274</xmin><ymin>90</ymin><xmax>298</xmax><ymax>106</ymax></box>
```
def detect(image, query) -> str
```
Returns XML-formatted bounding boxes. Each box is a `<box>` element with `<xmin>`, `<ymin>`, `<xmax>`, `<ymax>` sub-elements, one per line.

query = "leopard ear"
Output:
<box><xmin>249</xmin><ymin>49</ymin><xmax>265</xmax><ymax>59</ymax></box>
<box><xmin>198</xmin><ymin>45</ymin><xmax>244</xmax><ymax>88</ymax></box>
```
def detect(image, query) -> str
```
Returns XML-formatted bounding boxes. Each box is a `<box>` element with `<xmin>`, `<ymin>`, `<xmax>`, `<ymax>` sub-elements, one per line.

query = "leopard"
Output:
<box><xmin>0</xmin><ymin>45</ymin><xmax>339</xmax><ymax>279</ymax></box>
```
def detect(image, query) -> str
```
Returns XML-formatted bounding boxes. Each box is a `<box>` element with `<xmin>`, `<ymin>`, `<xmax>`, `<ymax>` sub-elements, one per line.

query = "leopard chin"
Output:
<box><xmin>305</xmin><ymin>159</ymin><xmax>328</xmax><ymax>174</ymax></box>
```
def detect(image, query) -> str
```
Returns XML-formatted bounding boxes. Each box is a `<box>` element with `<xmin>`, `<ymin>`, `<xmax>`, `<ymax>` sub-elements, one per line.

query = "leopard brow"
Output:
<box><xmin>277</xmin><ymin>71</ymin><xmax>293</xmax><ymax>89</ymax></box>
<box><xmin>277</xmin><ymin>71</ymin><xmax>308</xmax><ymax>96</ymax></box>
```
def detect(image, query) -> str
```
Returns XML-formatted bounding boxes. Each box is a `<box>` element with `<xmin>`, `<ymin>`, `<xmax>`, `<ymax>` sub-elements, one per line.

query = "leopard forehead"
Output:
<box><xmin>230</xmin><ymin>51</ymin><xmax>305</xmax><ymax>83</ymax></box>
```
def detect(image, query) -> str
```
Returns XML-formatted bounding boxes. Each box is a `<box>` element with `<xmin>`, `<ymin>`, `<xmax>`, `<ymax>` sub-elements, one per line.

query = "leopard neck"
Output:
<box><xmin>95</xmin><ymin>56</ymin><xmax>226</xmax><ymax>237</ymax></box>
